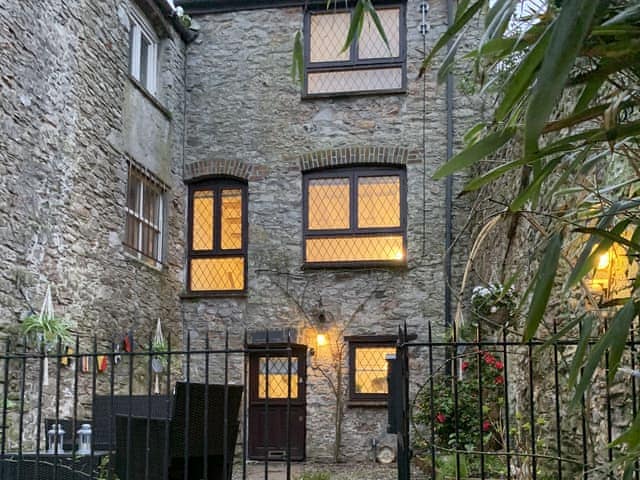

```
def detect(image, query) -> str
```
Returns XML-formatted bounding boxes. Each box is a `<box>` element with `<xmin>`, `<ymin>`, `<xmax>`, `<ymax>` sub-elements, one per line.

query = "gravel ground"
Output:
<box><xmin>233</xmin><ymin>461</ymin><xmax>397</xmax><ymax>480</ymax></box>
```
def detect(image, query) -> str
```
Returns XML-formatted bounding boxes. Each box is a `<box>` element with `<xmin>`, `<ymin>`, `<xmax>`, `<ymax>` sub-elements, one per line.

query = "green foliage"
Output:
<box><xmin>299</xmin><ymin>472</ymin><xmax>330</xmax><ymax>480</ymax></box>
<box><xmin>471</xmin><ymin>282</ymin><xmax>517</xmax><ymax>319</ymax></box>
<box><xmin>20</xmin><ymin>314</ymin><xmax>72</xmax><ymax>350</ymax></box>
<box><xmin>423</xmin><ymin>0</ymin><xmax>640</xmax><ymax>472</ymax></box>
<box><xmin>94</xmin><ymin>456</ymin><xmax>119</xmax><ymax>480</ymax></box>
<box><xmin>413</xmin><ymin>351</ymin><xmax>505</xmax><ymax>464</ymax></box>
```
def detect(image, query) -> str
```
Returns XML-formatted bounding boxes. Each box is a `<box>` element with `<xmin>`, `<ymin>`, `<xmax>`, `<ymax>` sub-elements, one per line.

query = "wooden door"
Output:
<box><xmin>248</xmin><ymin>347</ymin><xmax>306</xmax><ymax>461</ymax></box>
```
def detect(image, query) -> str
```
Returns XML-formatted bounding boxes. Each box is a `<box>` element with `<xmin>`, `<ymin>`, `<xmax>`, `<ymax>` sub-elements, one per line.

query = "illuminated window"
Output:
<box><xmin>303</xmin><ymin>167</ymin><xmax>406</xmax><ymax>265</ymax></box>
<box><xmin>347</xmin><ymin>337</ymin><xmax>396</xmax><ymax>402</ymax></box>
<box><xmin>258</xmin><ymin>357</ymin><xmax>299</xmax><ymax>400</ymax></box>
<box><xmin>304</xmin><ymin>4</ymin><xmax>405</xmax><ymax>96</ymax></box>
<box><xmin>188</xmin><ymin>179</ymin><xmax>247</xmax><ymax>293</ymax></box>
<box><xmin>129</xmin><ymin>5</ymin><xmax>158</xmax><ymax>94</ymax></box>
<box><xmin>124</xmin><ymin>163</ymin><xmax>165</xmax><ymax>266</ymax></box>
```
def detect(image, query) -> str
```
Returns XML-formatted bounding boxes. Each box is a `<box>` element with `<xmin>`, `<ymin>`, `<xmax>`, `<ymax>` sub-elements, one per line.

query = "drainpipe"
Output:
<box><xmin>444</xmin><ymin>0</ymin><xmax>455</xmax><ymax>336</ymax></box>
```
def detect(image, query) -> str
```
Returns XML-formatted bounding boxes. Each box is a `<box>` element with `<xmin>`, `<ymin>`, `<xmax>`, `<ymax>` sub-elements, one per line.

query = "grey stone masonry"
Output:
<box><xmin>0</xmin><ymin>0</ymin><xmax>187</xmax><ymax>442</ymax></box>
<box><xmin>180</xmin><ymin>0</ymin><xmax>482</xmax><ymax>462</ymax></box>
<box><xmin>0</xmin><ymin>0</ymin><xmax>483</xmax><ymax>464</ymax></box>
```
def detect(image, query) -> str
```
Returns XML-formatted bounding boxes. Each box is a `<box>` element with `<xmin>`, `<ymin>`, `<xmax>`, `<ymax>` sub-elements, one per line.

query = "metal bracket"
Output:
<box><xmin>419</xmin><ymin>1</ymin><xmax>429</xmax><ymax>35</ymax></box>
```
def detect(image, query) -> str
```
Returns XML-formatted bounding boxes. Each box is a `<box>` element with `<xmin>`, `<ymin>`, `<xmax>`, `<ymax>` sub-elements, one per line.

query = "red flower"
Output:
<box><xmin>495</xmin><ymin>375</ymin><xmax>504</xmax><ymax>385</ymax></box>
<box><xmin>435</xmin><ymin>412</ymin><xmax>446</xmax><ymax>424</ymax></box>
<box><xmin>461</xmin><ymin>361</ymin><xmax>470</xmax><ymax>371</ymax></box>
<box><xmin>483</xmin><ymin>353</ymin><xmax>496</xmax><ymax>366</ymax></box>
<box><xmin>494</xmin><ymin>360</ymin><xmax>504</xmax><ymax>370</ymax></box>
<box><xmin>482</xmin><ymin>420</ymin><xmax>491</xmax><ymax>432</ymax></box>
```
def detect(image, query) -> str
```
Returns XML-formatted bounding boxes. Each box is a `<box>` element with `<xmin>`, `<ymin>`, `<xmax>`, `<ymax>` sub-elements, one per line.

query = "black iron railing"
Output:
<box><xmin>0</xmin><ymin>331</ymin><xmax>299</xmax><ymax>480</ymax></box>
<box><xmin>393</xmin><ymin>321</ymin><xmax>640</xmax><ymax>480</ymax></box>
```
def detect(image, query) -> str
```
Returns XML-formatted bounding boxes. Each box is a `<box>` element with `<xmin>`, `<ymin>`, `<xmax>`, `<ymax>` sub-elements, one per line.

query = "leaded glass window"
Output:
<box><xmin>304</xmin><ymin>5</ymin><xmax>406</xmax><ymax>97</ymax></box>
<box><xmin>188</xmin><ymin>179</ymin><xmax>247</xmax><ymax>293</ymax></box>
<box><xmin>348</xmin><ymin>337</ymin><xmax>396</xmax><ymax>402</ymax></box>
<box><xmin>258</xmin><ymin>357</ymin><xmax>299</xmax><ymax>400</ymax></box>
<box><xmin>303</xmin><ymin>167</ymin><xmax>406</xmax><ymax>265</ymax></box>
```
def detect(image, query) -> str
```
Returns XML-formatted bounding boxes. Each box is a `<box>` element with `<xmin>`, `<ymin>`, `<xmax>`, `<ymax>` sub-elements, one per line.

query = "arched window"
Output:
<box><xmin>187</xmin><ymin>178</ymin><xmax>247</xmax><ymax>293</ymax></box>
<box><xmin>303</xmin><ymin>166</ymin><xmax>406</xmax><ymax>266</ymax></box>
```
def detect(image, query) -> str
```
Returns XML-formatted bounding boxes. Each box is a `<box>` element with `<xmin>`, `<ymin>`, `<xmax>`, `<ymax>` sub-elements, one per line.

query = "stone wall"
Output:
<box><xmin>0</xmin><ymin>0</ymin><xmax>187</xmax><ymax>445</ymax></box>
<box><xmin>0</xmin><ymin>0</ymin><xmax>484</xmax><ymax>462</ymax></box>
<box><xmin>181</xmin><ymin>0</ymin><xmax>481</xmax><ymax>461</ymax></box>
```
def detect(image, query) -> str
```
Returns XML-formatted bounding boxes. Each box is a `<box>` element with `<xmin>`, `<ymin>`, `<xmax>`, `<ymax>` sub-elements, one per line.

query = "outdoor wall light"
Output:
<box><xmin>590</xmin><ymin>249</ymin><xmax>613</xmax><ymax>299</ymax></box>
<box><xmin>316</xmin><ymin>333</ymin><xmax>328</xmax><ymax>347</ymax></box>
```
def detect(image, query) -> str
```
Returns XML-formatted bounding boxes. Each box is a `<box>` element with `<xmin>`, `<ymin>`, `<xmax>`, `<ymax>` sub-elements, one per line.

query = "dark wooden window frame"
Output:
<box><xmin>302</xmin><ymin>1</ymin><xmax>407</xmax><ymax>98</ymax></box>
<box><xmin>186</xmin><ymin>177</ymin><xmax>248</xmax><ymax>294</ymax></box>
<box><xmin>302</xmin><ymin>166</ymin><xmax>407</xmax><ymax>268</ymax></box>
<box><xmin>124</xmin><ymin>162</ymin><xmax>167</xmax><ymax>266</ymax></box>
<box><xmin>346</xmin><ymin>335</ymin><xmax>397</xmax><ymax>404</ymax></box>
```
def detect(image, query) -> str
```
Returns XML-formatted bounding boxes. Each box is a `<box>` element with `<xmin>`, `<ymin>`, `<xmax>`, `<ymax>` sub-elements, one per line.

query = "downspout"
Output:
<box><xmin>444</xmin><ymin>0</ymin><xmax>455</xmax><ymax>335</ymax></box>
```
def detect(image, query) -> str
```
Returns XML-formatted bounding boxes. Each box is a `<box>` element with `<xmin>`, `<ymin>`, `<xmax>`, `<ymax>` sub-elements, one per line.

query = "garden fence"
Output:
<box><xmin>394</xmin><ymin>321</ymin><xmax>640</xmax><ymax>480</ymax></box>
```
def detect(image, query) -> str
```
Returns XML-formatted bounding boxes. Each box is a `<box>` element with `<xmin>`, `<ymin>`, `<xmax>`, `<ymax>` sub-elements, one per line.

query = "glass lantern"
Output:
<box><xmin>47</xmin><ymin>424</ymin><xmax>65</xmax><ymax>454</ymax></box>
<box><xmin>76</xmin><ymin>424</ymin><xmax>92</xmax><ymax>455</ymax></box>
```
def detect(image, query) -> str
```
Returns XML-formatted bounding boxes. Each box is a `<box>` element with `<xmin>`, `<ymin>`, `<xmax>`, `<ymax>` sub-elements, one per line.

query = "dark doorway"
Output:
<box><xmin>248</xmin><ymin>345</ymin><xmax>306</xmax><ymax>461</ymax></box>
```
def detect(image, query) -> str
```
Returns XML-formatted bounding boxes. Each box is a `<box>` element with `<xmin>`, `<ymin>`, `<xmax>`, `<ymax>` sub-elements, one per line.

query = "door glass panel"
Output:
<box><xmin>258</xmin><ymin>357</ymin><xmax>299</xmax><ymax>399</ymax></box>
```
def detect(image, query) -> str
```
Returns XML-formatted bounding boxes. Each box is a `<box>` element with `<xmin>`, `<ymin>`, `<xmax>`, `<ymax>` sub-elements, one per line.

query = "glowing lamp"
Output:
<box><xmin>597</xmin><ymin>252</ymin><xmax>610</xmax><ymax>270</ymax></box>
<box><xmin>316</xmin><ymin>334</ymin><xmax>328</xmax><ymax>347</ymax></box>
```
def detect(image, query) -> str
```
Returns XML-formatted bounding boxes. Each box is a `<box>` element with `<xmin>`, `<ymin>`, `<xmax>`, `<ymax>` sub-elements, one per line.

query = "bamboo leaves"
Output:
<box><xmin>524</xmin><ymin>0</ymin><xmax>600</xmax><ymax>156</ymax></box>
<box><xmin>523</xmin><ymin>232</ymin><xmax>563</xmax><ymax>342</ymax></box>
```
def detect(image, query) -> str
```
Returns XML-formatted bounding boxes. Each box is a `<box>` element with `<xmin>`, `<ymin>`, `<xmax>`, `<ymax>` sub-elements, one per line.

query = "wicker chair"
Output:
<box><xmin>114</xmin><ymin>383</ymin><xmax>243</xmax><ymax>480</ymax></box>
<box><xmin>168</xmin><ymin>382</ymin><xmax>243</xmax><ymax>480</ymax></box>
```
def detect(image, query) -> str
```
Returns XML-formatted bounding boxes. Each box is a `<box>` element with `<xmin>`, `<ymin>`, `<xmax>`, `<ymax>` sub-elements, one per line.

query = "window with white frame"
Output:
<box><xmin>128</xmin><ymin>6</ymin><xmax>158</xmax><ymax>94</ymax></box>
<box><xmin>124</xmin><ymin>163</ymin><xmax>165</xmax><ymax>265</ymax></box>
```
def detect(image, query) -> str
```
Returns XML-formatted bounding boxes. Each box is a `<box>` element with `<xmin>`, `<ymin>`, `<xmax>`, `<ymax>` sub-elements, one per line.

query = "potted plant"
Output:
<box><xmin>21</xmin><ymin>313</ymin><xmax>72</xmax><ymax>351</ymax></box>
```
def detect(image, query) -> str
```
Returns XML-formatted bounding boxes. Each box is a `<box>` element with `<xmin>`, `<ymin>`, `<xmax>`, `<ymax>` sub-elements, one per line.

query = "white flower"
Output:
<box><xmin>490</xmin><ymin>306</ymin><xmax>498</xmax><ymax>313</ymax></box>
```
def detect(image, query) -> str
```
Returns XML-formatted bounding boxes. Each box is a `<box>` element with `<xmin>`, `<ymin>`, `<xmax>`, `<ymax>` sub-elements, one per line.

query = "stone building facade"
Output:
<box><xmin>0</xmin><ymin>0</ymin><xmax>479</xmax><ymax>463</ymax></box>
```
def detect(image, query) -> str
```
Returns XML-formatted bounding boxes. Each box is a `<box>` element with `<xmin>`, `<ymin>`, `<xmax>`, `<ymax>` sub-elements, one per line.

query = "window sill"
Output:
<box><xmin>301</xmin><ymin>87</ymin><xmax>407</xmax><ymax>100</ymax></box>
<box><xmin>302</xmin><ymin>261</ymin><xmax>408</xmax><ymax>270</ymax></box>
<box><xmin>123</xmin><ymin>249</ymin><xmax>164</xmax><ymax>272</ymax></box>
<box><xmin>347</xmin><ymin>400</ymin><xmax>388</xmax><ymax>408</ymax></box>
<box><xmin>127</xmin><ymin>74</ymin><xmax>172</xmax><ymax>120</ymax></box>
<box><xmin>179</xmin><ymin>291</ymin><xmax>247</xmax><ymax>300</ymax></box>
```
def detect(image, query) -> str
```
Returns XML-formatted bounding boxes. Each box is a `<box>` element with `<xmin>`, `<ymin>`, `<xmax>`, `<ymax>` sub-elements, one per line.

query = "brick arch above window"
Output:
<box><xmin>184</xmin><ymin>159</ymin><xmax>252</xmax><ymax>182</ymax></box>
<box><xmin>298</xmin><ymin>146</ymin><xmax>417</xmax><ymax>173</ymax></box>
